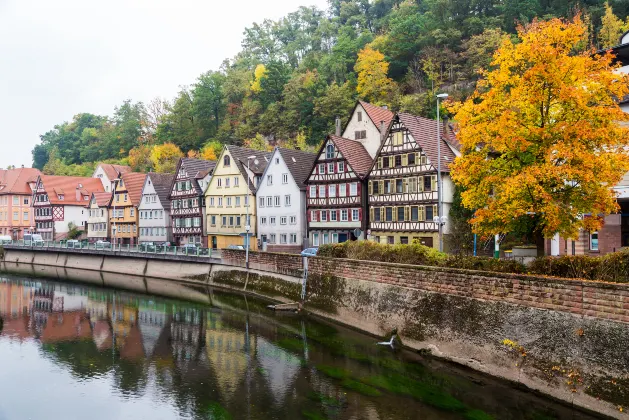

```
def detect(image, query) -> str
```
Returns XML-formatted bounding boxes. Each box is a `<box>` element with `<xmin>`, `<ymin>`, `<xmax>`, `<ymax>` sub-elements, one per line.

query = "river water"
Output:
<box><xmin>0</xmin><ymin>273</ymin><xmax>604</xmax><ymax>420</ymax></box>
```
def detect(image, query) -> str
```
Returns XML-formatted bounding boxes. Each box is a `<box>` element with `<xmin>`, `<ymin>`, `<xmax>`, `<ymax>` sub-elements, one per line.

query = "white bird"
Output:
<box><xmin>376</xmin><ymin>336</ymin><xmax>396</xmax><ymax>347</ymax></box>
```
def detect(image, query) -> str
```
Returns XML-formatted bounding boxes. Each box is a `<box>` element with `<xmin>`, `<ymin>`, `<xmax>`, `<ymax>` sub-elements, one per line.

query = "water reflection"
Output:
<box><xmin>0</xmin><ymin>274</ymin><xmax>603</xmax><ymax>420</ymax></box>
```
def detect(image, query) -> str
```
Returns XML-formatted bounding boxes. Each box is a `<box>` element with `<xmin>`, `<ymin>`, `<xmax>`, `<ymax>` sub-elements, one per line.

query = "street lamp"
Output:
<box><xmin>245</xmin><ymin>155</ymin><xmax>257</xmax><ymax>269</ymax></box>
<box><xmin>112</xmin><ymin>178</ymin><xmax>120</xmax><ymax>247</ymax></box>
<box><xmin>436</xmin><ymin>93</ymin><xmax>449</xmax><ymax>253</ymax></box>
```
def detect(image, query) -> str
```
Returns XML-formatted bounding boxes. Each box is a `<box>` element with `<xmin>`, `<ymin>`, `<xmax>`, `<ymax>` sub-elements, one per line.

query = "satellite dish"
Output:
<box><xmin>254</xmin><ymin>159</ymin><xmax>259</xmax><ymax>165</ymax></box>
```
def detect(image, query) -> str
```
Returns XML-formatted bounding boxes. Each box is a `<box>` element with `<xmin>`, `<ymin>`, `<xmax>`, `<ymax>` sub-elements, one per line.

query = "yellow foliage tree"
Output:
<box><xmin>450</xmin><ymin>16</ymin><xmax>629</xmax><ymax>254</ymax></box>
<box><xmin>200</xmin><ymin>140</ymin><xmax>222</xmax><ymax>161</ymax></box>
<box><xmin>128</xmin><ymin>145</ymin><xmax>153</xmax><ymax>172</ymax></box>
<box><xmin>150</xmin><ymin>143</ymin><xmax>184</xmax><ymax>173</ymax></box>
<box><xmin>354</xmin><ymin>46</ymin><xmax>395</xmax><ymax>105</ymax></box>
<box><xmin>250</xmin><ymin>64</ymin><xmax>267</xmax><ymax>94</ymax></box>
<box><xmin>598</xmin><ymin>2</ymin><xmax>629</xmax><ymax>49</ymax></box>
<box><xmin>243</xmin><ymin>133</ymin><xmax>272</xmax><ymax>151</ymax></box>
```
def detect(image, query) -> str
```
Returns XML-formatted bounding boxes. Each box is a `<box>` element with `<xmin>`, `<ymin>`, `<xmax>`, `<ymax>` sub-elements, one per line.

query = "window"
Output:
<box><xmin>395</xmin><ymin>155</ymin><xmax>402</xmax><ymax>167</ymax></box>
<box><xmin>282</xmin><ymin>173</ymin><xmax>288</xmax><ymax>184</ymax></box>
<box><xmin>330</xmin><ymin>210</ymin><xmax>337</xmax><ymax>221</ymax></box>
<box><xmin>280</xmin><ymin>217</ymin><xmax>287</xmax><ymax>225</ymax></box>
<box><xmin>210</xmin><ymin>197</ymin><xmax>215</xmax><ymax>206</ymax></box>
<box><xmin>326</xmin><ymin>144</ymin><xmax>335</xmax><ymax>159</ymax></box>
<box><xmin>373</xmin><ymin>207</ymin><xmax>381</xmax><ymax>222</ymax></box>
<box><xmin>224</xmin><ymin>155</ymin><xmax>231</xmax><ymax>166</ymax></box>
<box><xmin>372</xmin><ymin>181</ymin><xmax>380</xmax><ymax>195</ymax></box>
<box><xmin>285</xmin><ymin>195</ymin><xmax>291</xmax><ymax>206</ymax></box>
<box><xmin>227</xmin><ymin>197</ymin><xmax>232</xmax><ymax>207</ymax></box>
<box><xmin>280</xmin><ymin>234</ymin><xmax>287</xmax><ymax>244</ymax></box>
<box><xmin>424</xmin><ymin>176</ymin><xmax>433</xmax><ymax>191</ymax></box>
<box><xmin>323</xmin><ymin>233</ymin><xmax>330</xmax><ymax>244</ymax></box>
<box><xmin>319</xmin><ymin>185</ymin><xmax>326</xmax><ymax>197</ymax></box>
<box><xmin>290</xmin><ymin>234</ymin><xmax>297</xmax><ymax>244</ymax></box>
<box><xmin>274</xmin><ymin>196</ymin><xmax>280</xmax><ymax>207</ymax></box>
<box><xmin>354</xmin><ymin>130</ymin><xmax>366</xmax><ymax>140</ymax></box>
<box><xmin>234</xmin><ymin>177</ymin><xmax>239</xmax><ymax>187</ymax></box>
<box><xmin>218</xmin><ymin>197</ymin><xmax>223</xmax><ymax>206</ymax></box>
<box><xmin>408</xmin><ymin>178</ymin><xmax>417</xmax><ymax>193</ymax></box>
<box><xmin>337</xmin><ymin>161</ymin><xmax>344</xmax><ymax>172</ymax></box>
<box><xmin>13</xmin><ymin>197</ymin><xmax>18</xmax><ymax>205</ymax></box>
<box><xmin>270</xmin><ymin>217</ymin><xmax>276</xmax><ymax>225</ymax></box>
<box><xmin>350</xmin><ymin>182</ymin><xmax>358</xmax><ymax>196</ymax></box>
<box><xmin>259</xmin><ymin>197</ymin><xmax>265</xmax><ymax>207</ymax></box>
<box><xmin>329</xmin><ymin>185</ymin><xmax>336</xmax><ymax>197</ymax></box>
<box><xmin>313</xmin><ymin>233</ymin><xmax>320</xmax><ymax>246</ymax></box>
<box><xmin>267</xmin><ymin>175</ymin><xmax>273</xmax><ymax>185</ymax></box>
<box><xmin>388</xmin><ymin>236</ymin><xmax>395</xmax><ymax>245</ymax></box>
<box><xmin>310</xmin><ymin>185</ymin><xmax>317</xmax><ymax>197</ymax></box>
<box><xmin>222</xmin><ymin>216</ymin><xmax>227</xmax><ymax>226</ymax></box>
<box><xmin>328</xmin><ymin>162</ymin><xmax>335</xmax><ymax>174</ymax></box>
<box><xmin>590</xmin><ymin>232</ymin><xmax>599</xmax><ymax>251</ymax></box>
<box><xmin>290</xmin><ymin>216</ymin><xmax>296</xmax><ymax>224</ymax></box>
<box><xmin>320</xmin><ymin>210</ymin><xmax>327</xmax><ymax>221</ymax></box>
<box><xmin>426</xmin><ymin>205</ymin><xmax>434</xmax><ymax>221</ymax></box>
<box><xmin>275</xmin><ymin>158</ymin><xmax>280</xmax><ymax>164</ymax></box>
<box><xmin>408</xmin><ymin>153</ymin><xmax>416</xmax><ymax>165</ymax></box>
<box><xmin>310</xmin><ymin>210</ymin><xmax>318</xmax><ymax>221</ymax></box>
<box><xmin>211</xmin><ymin>215</ymin><xmax>216</xmax><ymax>226</ymax></box>
<box><xmin>217</xmin><ymin>178</ymin><xmax>222</xmax><ymax>187</ymax></box>
<box><xmin>411</xmin><ymin>206</ymin><xmax>419</xmax><ymax>221</ymax></box>
<box><xmin>400</xmin><ymin>236</ymin><xmax>409</xmax><ymax>245</ymax></box>
<box><xmin>393</xmin><ymin>131</ymin><xmax>403</xmax><ymax>146</ymax></box>
<box><xmin>226</xmin><ymin>178</ymin><xmax>230</xmax><ymax>188</ymax></box>
<box><xmin>397</xmin><ymin>207</ymin><xmax>405</xmax><ymax>221</ymax></box>
<box><xmin>352</xmin><ymin>209</ymin><xmax>359</xmax><ymax>221</ymax></box>
<box><xmin>58</xmin><ymin>194</ymin><xmax>64</xmax><ymax>201</ymax></box>
<box><xmin>23</xmin><ymin>212</ymin><xmax>28</xmax><ymax>221</ymax></box>
<box><xmin>332</xmin><ymin>233</ymin><xmax>338</xmax><ymax>243</ymax></box>
<box><xmin>235</xmin><ymin>196</ymin><xmax>241</xmax><ymax>207</ymax></box>
<box><xmin>357</xmin><ymin>111</ymin><xmax>362</xmax><ymax>122</ymax></box>
<box><xmin>229</xmin><ymin>216</ymin><xmax>234</xmax><ymax>226</ymax></box>
<box><xmin>318</xmin><ymin>163</ymin><xmax>325</xmax><ymax>174</ymax></box>
<box><xmin>341</xmin><ymin>209</ymin><xmax>348</xmax><ymax>221</ymax></box>
<box><xmin>267</xmin><ymin>196</ymin><xmax>273</xmax><ymax>207</ymax></box>
<box><xmin>261</xmin><ymin>217</ymin><xmax>267</xmax><ymax>225</ymax></box>
<box><xmin>270</xmin><ymin>234</ymin><xmax>276</xmax><ymax>244</ymax></box>
<box><xmin>339</xmin><ymin>183</ymin><xmax>347</xmax><ymax>197</ymax></box>
<box><xmin>131</xmin><ymin>208</ymin><xmax>135</xmax><ymax>217</ymax></box>
<box><xmin>385</xmin><ymin>207</ymin><xmax>393</xmax><ymax>222</ymax></box>
<box><xmin>396</xmin><ymin>179</ymin><xmax>404</xmax><ymax>193</ymax></box>
<box><xmin>23</xmin><ymin>197</ymin><xmax>29</xmax><ymax>205</ymax></box>
<box><xmin>124</xmin><ymin>194</ymin><xmax>128</xmax><ymax>202</ymax></box>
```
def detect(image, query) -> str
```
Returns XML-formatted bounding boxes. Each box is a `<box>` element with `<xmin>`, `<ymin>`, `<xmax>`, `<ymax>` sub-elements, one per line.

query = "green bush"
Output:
<box><xmin>529</xmin><ymin>250</ymin><xmax>629</xmax><ymax>283</ymax></box>
<box><xmin>0</xmin><ymin>245</ymin><xmax>4</xmax><ymax>260</ymax></box>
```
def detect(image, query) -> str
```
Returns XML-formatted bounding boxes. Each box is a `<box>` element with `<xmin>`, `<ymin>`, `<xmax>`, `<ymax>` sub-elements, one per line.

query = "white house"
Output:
<box><xmin>86</xmin><ymin>192</ymin><xmax>112</xmax><ymax>242</ymax></box>
<box><xmin>92</xmin><ymin>163</ymin><xmax>131</xmax><ymax>193</ymax></box>
<box><xmin>342</xmin><ymin>100</ymin><xmax>394</xmax><ymax>158</ymax></box>
<box><xmin>139</xmin><ymin>172</ymin><xmax>175</xmax><ymax>244</ymax></box>
<box><xmin>257</xmin><ymin>148</ymin><xmax>317</xmax><ymax>252</ymax></box>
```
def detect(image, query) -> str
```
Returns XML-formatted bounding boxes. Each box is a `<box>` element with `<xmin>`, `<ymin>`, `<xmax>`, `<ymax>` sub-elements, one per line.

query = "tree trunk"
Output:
<box><xmin>534</xmin><ymin>229</ymin><xmax>546</xmax><ymax>257</ymax></box>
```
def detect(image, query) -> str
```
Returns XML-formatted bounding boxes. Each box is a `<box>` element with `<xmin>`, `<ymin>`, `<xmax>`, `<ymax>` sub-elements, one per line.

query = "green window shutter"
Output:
<box><xmin>369</xmin><ymin>181</ymin><xmax>373</xmax><ymax>195</ymax></box>
<box><xmin>418</xmin><ymin>177</ymin><xmax>424</xmax><ymax>192</ymax></box>
<box><xmin>402</xmin><ymin>154</ymin><xmax>408</xmax><ymax>166</ymax></box>
<box><xmin>389</xmin><ymin>156</ymin><xmax>394</xmax><ymax>167</ymax></box>
<box><xmin>431</xmin><ymin>175</ymin><xmax>437</xmax><ymax>191</ymax></box>
<box><xmin>434</xmin><ymin>204</ymin><xmax>439</xmax><ymax>217</ymax></box>
<box><xmin>392</xmin><ymin>207</ymin><xmax>397</xmax><ymax>222</ymax></box>
<box><xmin>403</xmin><ymin>178</ymin><xmax>409</xmax><ymax>193</ymax></box>
<box><xmin>380</xmin><ymin>207</ymin><xmax>384</xmax><ymax>221</ymax></box>
<box><xmin>370</xmin><ymin>208</ymin><xmax>374</xmax><ymax>222</ymax></box>
<box><xmin>379</xmin><ymin>180</ymin><xmax>384</xmax><ymax>194</ymax></box>
<box><xmin>404</xmin><ymin>206</ymin><xmax>409</xmax><ymax>221</ymax></box>
<box><xmin>419</xmin><ymin>206</ymin><xmax>425</xmax><ymax>221</ymax></box>
<box><xmin>378</xmin><ymin>157</ymin><xmax>383</xmax><ymax>169</ymax></box>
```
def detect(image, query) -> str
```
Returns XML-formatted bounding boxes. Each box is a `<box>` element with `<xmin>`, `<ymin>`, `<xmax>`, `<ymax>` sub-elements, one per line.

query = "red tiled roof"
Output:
<box><xmin>120</xmin><ymin>172</ymin><xmax>148</xmax><ymax>206</ymax></box>
<box><xmin>359</xmin><ymin>101</ymin><xmax>394</xmax><ymax>128</ymax></box>
<box><xmin>91</xmin><ymin>191</ymin><xmax>112</xmax><ymax>207</ymax></box>
<box><xmin>0</xmin><ymin>168</ymin><xmax>41</xmax><ymax>195</ymax></box>
<box><xmin>39</xmin><ymin>175</ymin><xmax>104</xmax><ymax>205</ymax></box>
<box><xmin>329</xmin><ymin>135</ymin><xmax>374</xmax><ymax>178</ymax></box>
<box><xmin>96</xmin><ymin>163</ymin><xmax>132</xmax><ymax>181</ymax></box>
<box><xmin>398</xmin><ymin>113</ymin><xmax>458</xmax><ymax>170</ymax></box>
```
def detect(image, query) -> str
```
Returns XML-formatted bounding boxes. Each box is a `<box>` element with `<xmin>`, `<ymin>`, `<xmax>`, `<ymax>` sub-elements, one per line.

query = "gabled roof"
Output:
<box><xmin>120</xmin><ymin>172</ymin><xmax>148</xmax><ymax>206</ymax></box>
<box><xmin>180</xmin><ymin>158</ymin><xmax>216</xmax><ymax>179</ymax></box>
<box><xmin>358</xmin><ymin>100</ymin><xmax>394</xmax><ymax>128</ymax></box>
<box><xmin>225</xmin><ymin>145</ymin><xmax>272</xmax><ymax>193</ymax></box>
<box><xmin>264</xmin><ymin>148</ymin><xmax>318</xmax><ymax>190</ymax></box>
<box><xmin>91</xmin><ymin>191</ymin><xmax>112</xmax><ymax>207</ymax></box>
<box><xmin>0</xmin><ymin>168</ymin><xmax>41</xmax><ymax>195</ymax></box>
<box><xmin>328</xmin><ymin>135</ymin><xmax>373</xmax><ymax>179</ymax></box>
<box><xmin>38</xmin><ymin>175</ymin><xmax>104</xmax><ymax>205</ymax></box>
<box><xmin>146</xmin><ymin>172</ymin><xmax>175</xmax><ymax>210</ymax></box>
<box><xmin>95</xmin><ymin>163</ymin><xmax>132</xmax><ymax>181</ymax></box>
<box><xmin>397</xmin><ymin>113</ymin><xmax>458</xmax><ymax>171</ymax></box>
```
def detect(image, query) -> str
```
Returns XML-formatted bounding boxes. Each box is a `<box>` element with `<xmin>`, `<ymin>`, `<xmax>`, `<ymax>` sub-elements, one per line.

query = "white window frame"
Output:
<box><xmin>319</xmin><ymin>185</ymin><xmax>326</xmax><ymax>197</ymax></box>
<box><xmin>339</xmin><ymin>184</ymin><xmax>347</xmax><ymax>197</ymax></box>
<box><xmin>329</xmin><ymin>185</ymin><xmax>336</xmax><ymax>198</ymax></box>
<box><xmin>352</xmin><ymin>209</ymin><xmax>359</xmax><ymax>221</ymax></box>
<box><xmin>280</xmin><ymin>216</ymin><xmax>287</xmax><ymax>225</ymax></box>
<box><xmin>337</xmin><ymin>161</ymin><xmax>345</xmax><ymax>172</ymax></box>
<box><xmin>350</xmin><ymin>182</ymin><xmax>358</xmax><ymax>196</ymax></box>
<box><xmin>259</xmin><ymin>197</ymin><xmax>265</xmax><ymax>208</ymax></box>
<box><xmin>320</xmin><ymin>210</ymin><xmax>327</xmax><ymax>222</ymax></box>
<box><xmin>267</xmin><ymin>175</ymin><xmax>273</xmax><ymax>185</ymax></box>
<box><xmin>310</xmin><ymin>185</ymin><xmax>317</xmax><ymax>197</ymax></box>
<box><xmin>341</xmin><ymin>209</ymin><xmax>348</xmax><ymax>221</ymax></box>
<box><xmin>590</xmin><ymin>231</ymin><xmax>599</xmax><ymax>251</ymax></box>
<box><xmin>327</xmin><ymin>162</ymin><xmax>335</xmax><ymax>174</ymax></box>
<box><xmin>285</xmin><ymin>195</ymin><xmax>291</xmax><ymax>206</ymax></box>
<box><xmin>282</xmin><ymin>173</ymin><xmax>288</xmax><ymax>184</ymax></box>
<box><xmin>274</xmin><ymin>196</ymin><xmax>280</xmax><ymax>207</ymax></box>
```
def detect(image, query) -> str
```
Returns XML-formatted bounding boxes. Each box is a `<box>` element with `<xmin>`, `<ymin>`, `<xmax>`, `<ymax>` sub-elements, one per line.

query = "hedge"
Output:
<box><xmin>318</xmin><ymin>241</ymin><xmax>629</xmax><ymax>283</ymax></box>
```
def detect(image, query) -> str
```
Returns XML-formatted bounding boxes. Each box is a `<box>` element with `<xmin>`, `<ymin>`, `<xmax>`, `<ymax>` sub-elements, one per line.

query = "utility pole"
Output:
<box><xmin>436</xmin><ymin>93</ymin><xmax>448</xmax><ymax>253</ymax></box>
<box><xmin>245</xmin><ymin>155</ymin><xmax>256</xmax><ymax>269</ymax></box>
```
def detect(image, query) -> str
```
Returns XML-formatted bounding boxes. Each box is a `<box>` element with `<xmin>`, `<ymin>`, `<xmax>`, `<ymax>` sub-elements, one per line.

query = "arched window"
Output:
<box><xmin>224</xmin><ymin>155</ymin><xmax>231</xmax><ymax>166</ymax></box>
<box><xmin>326</xmin><ymin>144</ymin><xmax>334</xmax><ymax>159</ymax></box>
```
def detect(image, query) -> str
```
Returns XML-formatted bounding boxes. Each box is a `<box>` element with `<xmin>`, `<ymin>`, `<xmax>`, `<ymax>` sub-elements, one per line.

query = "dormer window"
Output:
<box><xmin>58</xmin><ymin>194</ymin><xmax>64</xmax><ymax>200</ymax></box>
<box><xmin>224</xmin><ymin>155</ymin><xmax>231</xmax><ymax>166</ymax></box>
<box><xmin>78</xmin><ymin>183</ymin><xmax>83</xmax><ymax>188</ymax></box>
<box><xmin>326</xmin><ymin>144</ymin><xmax>334</xmax><ymax>159</ymax></box>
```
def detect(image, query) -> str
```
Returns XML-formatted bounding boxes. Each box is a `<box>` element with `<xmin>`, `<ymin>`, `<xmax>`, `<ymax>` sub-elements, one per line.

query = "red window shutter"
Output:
<box><xmin>307</xmin><ymin>210</ymin><xmax>311</xmax><ymax>222</ymax></box>
<box><xmin>325</xmin><ymin>185</ymin><xmax>328</xmax><ymax>198</ymax></box>
<box><xmin>358</xmin><ymin>207</ymin><xmax>362</xmax><ymax>221</ymax></box>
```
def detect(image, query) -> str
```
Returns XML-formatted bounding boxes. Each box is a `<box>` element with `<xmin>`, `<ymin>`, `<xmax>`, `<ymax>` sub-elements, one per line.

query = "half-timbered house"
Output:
<box><xmin>342</xmin><ymin>100</ymin><xmax>394</xmax><ymax>157</ymax></box>
<box><xmin>169</xmin><ymin>158</ymin><xmax>216</xmax><ymax>247</ymax></box>
<box><xmin>367</xmin><ymin>112</ymin><xmax>460</xmax><ymax>248</ymax></box>
<box><xmin>32</xmin><ymin>175</ymin><xmax>104</xmax><ymax>241</ymax></box>
<box><xmin>306</xmin><ymin>135</ymin><xmax>374</xmax><ymax>246</ymax></box>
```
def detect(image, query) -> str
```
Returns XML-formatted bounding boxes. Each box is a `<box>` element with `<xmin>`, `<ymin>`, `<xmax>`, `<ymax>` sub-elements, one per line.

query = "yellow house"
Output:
<box><xmin>204</xmin><ymin>145</ymin><xmax>271</xmax><ymax>250</ymax></box>
<box><xmin>109</xmin><ymin>172</ymin><xmax>147</xmax><ymax>245</ymax></box>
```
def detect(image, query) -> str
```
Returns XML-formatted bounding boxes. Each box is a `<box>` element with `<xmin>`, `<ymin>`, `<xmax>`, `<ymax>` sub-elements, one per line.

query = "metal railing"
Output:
<box><xmin>0</xmin><ymin>240</ymin><xmax>221</xmax><ymax>259</ymax></box>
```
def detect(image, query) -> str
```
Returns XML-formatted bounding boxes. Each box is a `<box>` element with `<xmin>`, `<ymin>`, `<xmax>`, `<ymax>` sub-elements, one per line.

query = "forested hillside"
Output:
<box><xmin>31</xmin><ymin>0</ymin><xmax>629</xmax><ymax>174</ymax></box>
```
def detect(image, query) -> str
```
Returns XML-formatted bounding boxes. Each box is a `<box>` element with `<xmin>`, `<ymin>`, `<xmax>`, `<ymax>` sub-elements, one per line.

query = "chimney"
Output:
<box><xmin>380</xmin><ymin>121</ymin><xmax>387</xmax><ymax>143</ymax></box>
<box><xmin>76</xmin><ymin>186</ymin><xmax>81</xmax><ymax>202</ymax></box>
<box><xmin>442</xmin><ymin>115</ymin><xmax>450</xmax><ymax>138</ymax></box>
<box><xmin>21</xmin><ymin>164</ymin><xmax>24</xmax><ymax>168</ymax></box>
<box><xmin>335</xmin><ymin>116</ymin><xmax>342</xmax><ymax>136</ymax></box>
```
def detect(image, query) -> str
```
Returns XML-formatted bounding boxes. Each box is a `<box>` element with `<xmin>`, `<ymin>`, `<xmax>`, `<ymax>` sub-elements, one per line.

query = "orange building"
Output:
<box><xmin>110</xmin><ymin>172</ymin><xmax>147</xmax><ymax>245</ymax></box>
<box><xmin>0</xmin><ymin>167</ymin><xmax>41</xmax><ymax>239</ymax></box>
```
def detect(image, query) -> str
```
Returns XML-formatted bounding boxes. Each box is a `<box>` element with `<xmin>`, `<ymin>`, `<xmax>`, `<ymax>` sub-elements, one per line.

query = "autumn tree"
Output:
<box><xmin>598</xmin><ymin>2</ymin><xmax>628</xmax><ymax>49</ymax></box>
<box><xmin>354</xmin><ymin>46</ymin><xmax>395</xmax><ymax>105</ymax></box>
<box><xmin>150</xmin><ymin>143</ymin><xmax>184</xmax><ymax>173</ymax></box>
<box><xmin>128</xmin><ymin>145</ymin><xmax>153</xmax><ymax>172</ymax></box>
<box><xmin>243</xmin><ymin>133</ymin><xmax>272</xmax><ymax>151</ymax></box>
<box><xmin>450</xmin><ymin>16</ymin><xmax>629</xmax><ymax>255</ymax></box>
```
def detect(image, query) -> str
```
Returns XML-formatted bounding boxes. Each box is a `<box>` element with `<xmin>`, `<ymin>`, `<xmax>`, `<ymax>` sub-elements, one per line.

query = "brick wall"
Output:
<box><xmin>223</xmin><ymin>250</ymin><xmax>629</xmax><ymax>324</ymax></box>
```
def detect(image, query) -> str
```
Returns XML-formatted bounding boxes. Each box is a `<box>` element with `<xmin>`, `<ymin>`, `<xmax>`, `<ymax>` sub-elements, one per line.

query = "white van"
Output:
<box><xmin>23</xmin><ymin>234</ymin><xmax>44</xmax><ymax>245</ymax></box>
<box><xmin>0</xmin><ymin>235</ymin><xmax>12</xmax><ymax>244</ymax></box>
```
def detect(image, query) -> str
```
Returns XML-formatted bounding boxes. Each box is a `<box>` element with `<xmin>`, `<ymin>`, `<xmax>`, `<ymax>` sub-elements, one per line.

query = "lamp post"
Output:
<box><xmin>436</xmin><ymin>93</ymin><xmax>448</xmax><ymax>253</ymax></box>
<box><xmin>112</xmin><ymin>178</ymin><xmax>120</xmax><ymax>247</ymax></box>
<box><xmin>245</xmin><ymin>155</ymin><xmax>257</xmax><ymax>269</ymax></box>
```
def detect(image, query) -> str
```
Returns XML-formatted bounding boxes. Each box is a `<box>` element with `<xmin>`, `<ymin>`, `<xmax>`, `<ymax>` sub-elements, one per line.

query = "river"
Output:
<box><xmin>0</xmin><ymin>273</ymin><xmax>605</xmax><ymax>420</ymax></box>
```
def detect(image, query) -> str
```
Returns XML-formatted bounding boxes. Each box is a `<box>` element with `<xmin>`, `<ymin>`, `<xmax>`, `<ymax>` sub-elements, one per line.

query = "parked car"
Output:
<box><xmin>139</xmin><ymin>242</ymin><xmax>156</xmax><ymax>252</ymax></box>
<box><xmin>300</xmin><ymin>247</ymin><xmax>319</xmax><ymax>257</ymax></box>
<box><xmin>95</xmin><ymin>240</ymin><xmax>111</xmax><ymax>249</ymax></box>
<box><xmin>66</xmin><ymin>240</ymin><xmax>81</xmax><ymax>249</ymax></box>
<box><xmin>0</xmin><ymin>235</ymin><xmax>12</xmax><ymax>244</ymax></box>
<box><xmin>181</xmin><ymin>243</ymin><xmax>198</xmax><ymax>254</ymax></box>
<box><xmin>227</xmin><ymin>245</ymin><xmax>245</xmax><ymax>250</ymax></box>
<box><xmin>23</xmin><ymin>234</ymin><xmax>44</xmax><ymax>245</ymax></box>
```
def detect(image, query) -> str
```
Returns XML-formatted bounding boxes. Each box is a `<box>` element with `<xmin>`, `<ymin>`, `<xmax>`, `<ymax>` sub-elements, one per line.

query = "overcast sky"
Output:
<box><xmin>0</xmin><ymin>0</ymin><xmax>329</xmax><ymax>169</ymax></box>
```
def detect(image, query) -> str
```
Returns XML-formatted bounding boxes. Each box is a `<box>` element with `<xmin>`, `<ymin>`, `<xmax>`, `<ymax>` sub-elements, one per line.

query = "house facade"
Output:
<box><xmin>92</xmin><ymin>163</ymin><xmax>132</xmax><ymax>193</ymax></box>
<box><xmin>0</xmin><ymin>167</ymin><xmax>40</xmax><ymax>239</ymax></box>
<box><xmin>342</xmin><ymin>100</ymin><xmax>394</xmax><ymax>157</ymax></box>
<box><xmin>367</xmin><ymin>113</ymin><xmax>459</xmax><ymax>248</ymax></box>
<box><xmin>109</xmin><ymin>172</ymin><xmax>147</xmax><ymax>245</ymax></box>
<box><xmin>86</xmin><ymin>192</ymin><xmax>112</xmax><ymax>242</ymax></box>
<box><xmin>256</xmin><ymin>148</ymin><xmax>316</xmax><ymax>253</ymax></box>
<box><xmin>139</xmin><ymin>173</ymin><xmax>174</xmax><ymax>244</ymax></box>
<box><xmin>205</xmin><ymin>146</ymin><xmax>270</xmax><ymax>250</ymax></box>
<box><xmin>169</xmin><ymin>158</ymin><xmax>216</xmax><ymax>246</ymax></box>
<box><xmin>33</xmin><ymin>175</ymin><xmax>104</xmax><ymax>241</ymax></box>
<box><xmin>306</xmin><ymin>135</ymin><xmax>373</xmax><ymax>246</ymax></box>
